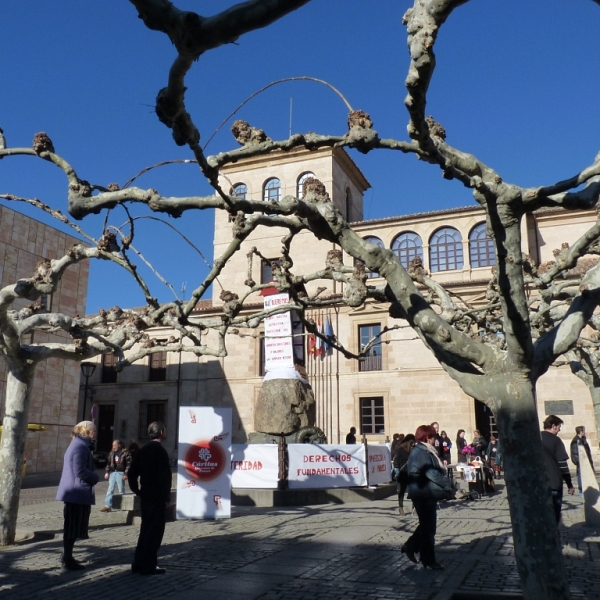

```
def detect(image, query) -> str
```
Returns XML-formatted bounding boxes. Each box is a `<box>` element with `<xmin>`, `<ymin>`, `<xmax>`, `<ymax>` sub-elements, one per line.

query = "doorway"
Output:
<box><xmin>474</xmin><ymin>399</ymin><xmax>496</xmax><ymax>442</ymax></box>
<box><xmin>97</xmin><ymin>404</ymin><xmax>115</xmax><ymax>453</ymax></box>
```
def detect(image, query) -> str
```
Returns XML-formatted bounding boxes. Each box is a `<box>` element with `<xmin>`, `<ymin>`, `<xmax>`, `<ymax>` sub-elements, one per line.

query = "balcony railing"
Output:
<box><xmin>358</xmin><ymin>354</ymin><xmax>382</xmax><ymax>372</ymax></box>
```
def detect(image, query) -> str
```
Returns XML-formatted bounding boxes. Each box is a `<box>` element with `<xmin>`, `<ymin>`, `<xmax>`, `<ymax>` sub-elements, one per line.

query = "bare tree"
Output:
<box><xmin>3</xmin><ymin>1</ymin><xmax>600</xmax><ymax>597</ymax></box>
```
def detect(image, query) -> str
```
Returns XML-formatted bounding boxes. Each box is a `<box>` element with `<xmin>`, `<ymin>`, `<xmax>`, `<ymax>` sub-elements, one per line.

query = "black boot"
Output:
<box><xmin>62</xmin><ymin>538</ymin><xmax>85</xmax><ymax>571</ymax></box>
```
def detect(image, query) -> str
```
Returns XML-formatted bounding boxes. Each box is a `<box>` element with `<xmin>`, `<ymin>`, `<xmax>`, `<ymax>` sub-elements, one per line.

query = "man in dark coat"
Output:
<box><xmin>541</xmin><ymin>415</ymin><xmax>575</xmax><ymax>524</ymax></box>
<box><xmin>570</xmin><ymin>426</ymin><xmax>595</xmax><ymax>494</ymax></box>
<box><xmin>128</xmin><ymin>421</ymin><xmax>172</xmax><ymax>575</ymax></box>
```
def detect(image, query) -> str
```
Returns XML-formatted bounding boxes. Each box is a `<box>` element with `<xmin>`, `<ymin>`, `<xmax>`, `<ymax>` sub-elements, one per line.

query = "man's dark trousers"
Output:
<box><xmin>134</xmin><ymin>499</ymin><xmax>166</xmax><ymax>573</ymax></box>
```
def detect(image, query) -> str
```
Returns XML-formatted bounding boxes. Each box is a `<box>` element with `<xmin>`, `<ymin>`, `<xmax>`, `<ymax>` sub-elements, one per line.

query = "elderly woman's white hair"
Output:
<box><xmin>72</xmin><ymin>420</ymin><xmax>96</xmax><ymax>438</ymax></box>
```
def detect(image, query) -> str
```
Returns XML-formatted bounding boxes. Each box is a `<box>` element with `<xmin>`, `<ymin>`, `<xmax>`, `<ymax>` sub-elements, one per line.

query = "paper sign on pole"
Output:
<box><xmin>288</xmin><ymin>444</ymin><xmax>367</xmax><ymax>489</ymax></box>
<box><xmin>231</xmin><ymin>444</ymin><xmax>279</xmax><ymax>489</ymax></box>
<box><xmin>366</xmin><ymin>444</ymin><xmax>391</xmax><ymax>486</ymax></box>
<box><xmin>263</xmin><ymin>293</ymin><xmax>295</xmax><ymax>373</ymax></box>
<box><xmin>176</xmin><ymin>407</ymin><xmax>232</xmax><ymax>519</ymax></box>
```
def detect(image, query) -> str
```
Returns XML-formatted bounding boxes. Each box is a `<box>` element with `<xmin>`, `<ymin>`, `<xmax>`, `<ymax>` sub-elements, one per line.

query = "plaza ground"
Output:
<box><xmin>1</xmin><ymin>471</ymin><xmax>599</xmax><ymax>599</ymax></box>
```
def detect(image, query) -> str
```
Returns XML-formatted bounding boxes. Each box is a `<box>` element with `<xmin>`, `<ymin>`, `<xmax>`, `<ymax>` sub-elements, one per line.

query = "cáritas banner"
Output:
<box><xmin>176</xmin><ymin>407</ymin><xmax>232</xmax><ymax>519</ymax></box>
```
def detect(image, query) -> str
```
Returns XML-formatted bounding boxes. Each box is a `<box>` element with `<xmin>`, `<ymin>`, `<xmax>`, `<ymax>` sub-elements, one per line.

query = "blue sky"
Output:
<box><xmin>2</xmin><ymin>1</ymin><xmax>600</xmax><ymax>313</ymax></box>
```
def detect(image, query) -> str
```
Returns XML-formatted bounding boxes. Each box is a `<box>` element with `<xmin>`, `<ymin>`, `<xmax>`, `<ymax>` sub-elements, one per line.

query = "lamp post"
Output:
<box><xmin>80</xmin><ymin>362</ymin><xmax>97</xmax><ymax>421</ymax></box>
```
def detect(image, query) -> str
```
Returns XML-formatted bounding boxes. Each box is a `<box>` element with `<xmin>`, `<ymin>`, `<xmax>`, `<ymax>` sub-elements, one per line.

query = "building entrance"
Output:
<box><xmin>474</xmin><ymin>399</ymin><xmax>496</xmax><ymax>443</ymax></box>
<box><xmin>97</xmin><ymin>404</ymin><xmax>115</xmax><ymax>453</ymax></box>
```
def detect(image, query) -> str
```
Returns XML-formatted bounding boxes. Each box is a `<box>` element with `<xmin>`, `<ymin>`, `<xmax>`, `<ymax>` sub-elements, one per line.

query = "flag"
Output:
<box><xmin>323</xmin><ymin>315</ymin><xmax>334</xmax><ymax>356</ymax></box>
<box><xmin>308</xmin><ymin>329</ymin><xmax>316</xmax><ymax>357</ymax></box>
<box><xmin>315</xmin><ymin>317</ymin><xmax>323</xmax><ymax>357</ymax></box>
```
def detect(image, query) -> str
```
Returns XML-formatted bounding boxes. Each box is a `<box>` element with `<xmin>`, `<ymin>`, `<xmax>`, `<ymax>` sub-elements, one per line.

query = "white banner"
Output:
<box><xmin>176</xmin><ymin>407</ymin><xmax>232</xmax><ymax>519</ymax></box>
<box><xmin>231</xmin><ymin>444</ymin><xmax>279</xmax><ymax>489</ymax></box>
<box><xmin>367</xmin><ymin>444</ymin><xmax>391</xmax><ymax>486</ymax></box>
<box><xmin>264</xmin><ymin>293</ymin><xmax>295</xmax><ymax>373</ymax></box>
<box><xmin>288</xmin><ymin>444</ymin><xmax>367</xmax><ymax>489</ymax></box>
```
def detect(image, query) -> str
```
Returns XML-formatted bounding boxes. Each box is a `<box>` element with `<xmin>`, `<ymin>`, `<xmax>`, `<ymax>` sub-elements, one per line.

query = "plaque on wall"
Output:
<box><xmin>544</xmin><ymin>400</ymin><xmax>574</xmax><ymax>416</ymax></box>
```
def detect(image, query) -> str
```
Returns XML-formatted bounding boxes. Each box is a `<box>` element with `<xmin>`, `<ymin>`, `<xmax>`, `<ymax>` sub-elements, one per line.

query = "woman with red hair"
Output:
<box><xmin>400</xmin><ymin>424</ymin><xmax>454</xmax><ymax>569</ymax></box>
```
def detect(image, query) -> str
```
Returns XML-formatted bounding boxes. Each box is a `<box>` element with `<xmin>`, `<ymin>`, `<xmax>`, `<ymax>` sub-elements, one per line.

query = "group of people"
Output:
<box><xmin>56</xmin><ymin>420</ymin><xmax>172</xmax><ymax>575</ymax></box>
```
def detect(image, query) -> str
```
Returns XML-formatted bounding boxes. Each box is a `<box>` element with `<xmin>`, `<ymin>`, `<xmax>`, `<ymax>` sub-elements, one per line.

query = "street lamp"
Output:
<box><xmin>80</xmin><ymin>362</ymin><xmax>97</xmax><ymax>422</ymax></box>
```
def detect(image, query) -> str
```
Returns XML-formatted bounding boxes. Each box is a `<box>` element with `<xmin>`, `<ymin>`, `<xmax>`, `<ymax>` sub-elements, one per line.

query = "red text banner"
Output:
<box><xmin>288</xmin><ymin>444</ymin><xmax>367</xmax><ymax>489</ymax></box>
<box><xmin>231</xmin><ymin>444</ymin><xmax>279</xmax><ymax>489</ymax></box>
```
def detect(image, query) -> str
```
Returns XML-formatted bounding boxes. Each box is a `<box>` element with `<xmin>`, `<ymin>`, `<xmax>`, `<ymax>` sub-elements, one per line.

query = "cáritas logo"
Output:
<box><xmin>184</xmin><ymin>439</ymin><xmax>226</xmax><ymax>482</ymax></box>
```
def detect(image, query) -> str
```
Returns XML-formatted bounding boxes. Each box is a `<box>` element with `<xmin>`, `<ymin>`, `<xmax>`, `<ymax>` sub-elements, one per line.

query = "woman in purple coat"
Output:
<box><xmin>56</xmin><ymin>421</ymin><xmax>99</xmax><ymax>570</ymax></box>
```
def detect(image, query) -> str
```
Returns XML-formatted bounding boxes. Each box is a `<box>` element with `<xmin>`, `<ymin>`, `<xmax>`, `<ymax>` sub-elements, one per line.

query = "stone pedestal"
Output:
<box><xmin>253</xmin><ymin>378</ymin><xmax>316</xmax><ymax>436</ymax></box>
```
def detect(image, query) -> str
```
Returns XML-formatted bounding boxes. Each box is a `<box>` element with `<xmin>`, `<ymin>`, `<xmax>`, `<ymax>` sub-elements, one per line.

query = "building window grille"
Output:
<box><xmin>232</xmin><ymin>183</ymin><xmax>247</xmax><ymax>200</ymax></box>
<box><xmin>297</xmin><ymin>172</ymin><xmax>315</xmax><ymax>199</ymax></box>
<box><xmin>263</xmin><ymin>178</ymin><xmax>281</xmax><ymax>203</ymax></box>
<box><xmin>345</xmin><ymin>188</ymin><xmax>352</xmax><ymax>221</ymax></box>
<box><xmin>259</xmin><ymin>337</ymin><xmax>265</xmax><ymax>376</ymax></box>
<box><xmin>469</xmin><ymin>222</ymin><xmax>496</xmax><ymax>268</ymax></box>
<box><xmin>149</xmin><ymin>351</ymin><xmax>167</xmax><ymax>382</ymax></box>
<box><xmin>101</xmin><ymin>353</ymin><xmax>118</xmax><ymax>384</ymax></box>
<box><xmin>392</xmin><ymin>232</ymin><xmax>423</xmax><ymax>269</ymax></box>
<box><xmin>360</xmin><ymin>397</ymin><xmax>385</xmax><ymax>435</ymax></box>
<box><xmin>429</xmin><ymin>227</ymin><xmax>464</xmax><ymax>272</ymax></box>
<box><xmin>356</xmin><ymin>236</ymin><xmax>384</xmax><ymax>279</ymax></box>
<box><xmin>138</xmin><ymin>401</ymin><xmax>166</xmax><ymax>438</ymax></box>
<box><xmin>261</xmin><ymin>258</ymin><xmax>281</xmax><ymax>284</ymax></box>
<box><xmin>358</xmin><ymin>323</ymin><xmax>382</xmax><ymax>371</ymax></box>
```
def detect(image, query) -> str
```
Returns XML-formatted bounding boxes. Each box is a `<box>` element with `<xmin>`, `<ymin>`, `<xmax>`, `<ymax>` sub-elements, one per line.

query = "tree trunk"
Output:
<box><xmin>0</xmin><ymin>363</ymin><xmax>35</xmax><ymax>546</ymax></box>
<box><xmin>495</xmin><ymin>379</ymin><xmax>571</xmax><ymax>600</ymax></box>
<box><xmin>590</xmin><ymin>386</ymin><xmax>600</xmax><ymax>450</ymax></box>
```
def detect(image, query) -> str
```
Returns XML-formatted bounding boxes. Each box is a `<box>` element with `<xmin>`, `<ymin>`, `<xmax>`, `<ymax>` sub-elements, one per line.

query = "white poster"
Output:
<box><xmin>231</xmin><ymin>444</ymin><xmax>279</xmax><ymax>489</ymax></box>
<box><xmin>176</xmin><ymin>407</ymin><xmax>232</xmax><ymax>519</ymax></box>
<box><xmin>367</xmin><ymin>444</ymin><xmax>391</xmax><ymax>486</ymax></box>
<box><xmin>288</xmin><ymin>444</ymin><xmax>367</xmax><ymax>489</ymax></box>
<box><xmin>263</xmin><ymin>293</ymin><xmax>295</xmax><ymax>373</ymax></box>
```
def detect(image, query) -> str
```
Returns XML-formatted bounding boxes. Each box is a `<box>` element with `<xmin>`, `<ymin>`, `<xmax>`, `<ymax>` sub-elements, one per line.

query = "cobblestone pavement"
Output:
<box><xmin>2</xmin><ymin>478</ymin><xmax>600</xmax><ymax>600</ymax></box>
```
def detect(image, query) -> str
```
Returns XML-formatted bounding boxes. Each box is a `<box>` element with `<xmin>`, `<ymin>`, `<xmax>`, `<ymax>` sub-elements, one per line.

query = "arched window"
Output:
<box><xmin>231</xmin><ymin>183</ymin><xmax>247</xmax><ymax>200</ymax></box>
<box><xmin>429</xmin><ymin>227</ymin><xmax>464</xmax><ymax>272</ymax></box>
<box><xmin>263</xmin><ymin>178</ymin><xmax>281</xmax><ymax>202</ymax></box>
<box><xmin>346</xmin><ymin>188</ymin><xmax>352</xmax><ymax>221</ymax></box>
<box><xmin>469</xmin><ymin>222</ymin><xmax>496</xmax><ymax>268</ymax></box>
<box><xmin>391</xmin><ymin>232</ymin><xmax>423</xmax><ymax>269</ymax></box>
<box><xmin>297</xmin><ymin>172</ymin><xmax>315</xmax><ymax>199</ymax></box>
<box><xmin>359</xmin><ymin>236</ymin><xmax>384</xmax><ymax>278</ymax></box>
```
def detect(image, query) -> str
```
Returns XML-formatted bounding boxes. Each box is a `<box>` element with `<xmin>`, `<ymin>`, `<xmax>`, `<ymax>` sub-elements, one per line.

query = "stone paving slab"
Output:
<box><xmin>2</xmin><ymin>480</ymin><xmax>600</xmax><ymax>600</ymax></box>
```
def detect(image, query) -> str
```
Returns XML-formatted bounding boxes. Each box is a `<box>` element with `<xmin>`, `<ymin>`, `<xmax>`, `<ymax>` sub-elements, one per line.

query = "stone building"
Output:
<box><xmin>0</xmin><ymin>205</ymin><xmax>89</xmax><ymax>473</ymax></box>
<box><xmin>81</xmin><ymin>148</ymin><xmax>598</xmax><ymax>462</ymax></box>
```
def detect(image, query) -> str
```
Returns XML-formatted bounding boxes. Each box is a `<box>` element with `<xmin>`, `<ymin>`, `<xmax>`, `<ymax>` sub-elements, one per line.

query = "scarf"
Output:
<box><xmin>422</xmin><ymin>442</ymin><xmax>446</xmax><ymax>469</ymax></box>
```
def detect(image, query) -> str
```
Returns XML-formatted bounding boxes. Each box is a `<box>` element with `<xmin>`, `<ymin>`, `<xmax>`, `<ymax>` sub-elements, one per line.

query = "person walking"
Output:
<box><xmin>456</xmin><ymin>429</ymin><xmax>467</xmax><ymax>463</ymax></box>
<box><xmin>56</xmin><ymin>421</ymin><xmax>100</xmax><ymax>571</ymax></box>
<box><xmin>401</xmin><ymin>425</ymin><xmax>454</xmax><ymax>570</ymax></box>
<box><xmin>129</xmin><ymin>421</ymin><xmax>172</xmax><ymax>575</ymax></box>
<box><xmin>394</xmin><ymin>434</ymin><xmax>414</xmax><ymax>515</ymax></box>
<box><xmin>541</xmin><ymin>415</ymin><xmax>575</xmax><ymax>524</ymax></box>
<box><xmin>570</xmin><ymin>426</ymin><xmax>595</xmax><ymax>495</ymax></box>
<box><xmin>101</xmin><ymin>439</ymin><xmax>131</xmax><ymax>512</ymax></box>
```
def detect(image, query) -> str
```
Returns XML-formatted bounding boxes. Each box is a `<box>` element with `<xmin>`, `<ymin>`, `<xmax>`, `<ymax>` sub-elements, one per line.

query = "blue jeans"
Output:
<box><xmin>104</xmin><ymin>471</ymin><xmax>125</xmax><ymax>508</ymax></box>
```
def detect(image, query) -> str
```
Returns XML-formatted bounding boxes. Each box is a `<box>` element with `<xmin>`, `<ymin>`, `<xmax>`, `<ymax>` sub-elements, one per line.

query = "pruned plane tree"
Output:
<box><xmin>2</xmin><ymin>1</ymin><xmax>600</xmax><ymax>598</ymax></box>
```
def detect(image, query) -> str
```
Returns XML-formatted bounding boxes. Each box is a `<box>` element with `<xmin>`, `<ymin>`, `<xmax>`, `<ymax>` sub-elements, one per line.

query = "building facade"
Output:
<box><xmin>0</xmin><ymin>205</ymin><xmax>89</xmax><ymax>473</ymax></box>
<box><xmin>81</xmin><ymin>148</ymin><xmax>598</xmax><ymax>462</ymax></box>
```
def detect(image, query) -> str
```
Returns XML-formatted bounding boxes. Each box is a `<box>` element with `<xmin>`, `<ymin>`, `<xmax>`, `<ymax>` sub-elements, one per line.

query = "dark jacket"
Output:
<box><xmin>541</xmin><ymin>431</ymin><xmax>573</xmax><ymax>491</ymax></box>
<box><xmin>407</xmin><ymin>443</ymin><xmax>454</xmax><ymax>500</ymax></box>
<box><xmin>570</xmin><ymin>435</ymin><xmax>593</xmax><ymax>468</ymax></box>
<box><xmin>105</xmin><ymin>449</ymin><xmax>132</xmax><ymax>474</ymax></box>
<box><xmin>456</xmin><ymin>437</ymin><xmax>467</xmax><ymax>462</ymax></box>
<box><xmin>56</xmin><ymin>435</ymin><xmax>99</xmax><ymax>505</ymax></box>
<box><xmin>472</xmin><ymin>436</ymin><xmax>487</xmax><ymax>458</ymax></box>
<box><xmin>440</xmin><ymin>437</ymin><xmax>452</xmax><ymax>463</ymax></box>
<box><xmin>128</xmin><ymin>440</ymin><xmax>172</xmax><ymax>504</ymax></box>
